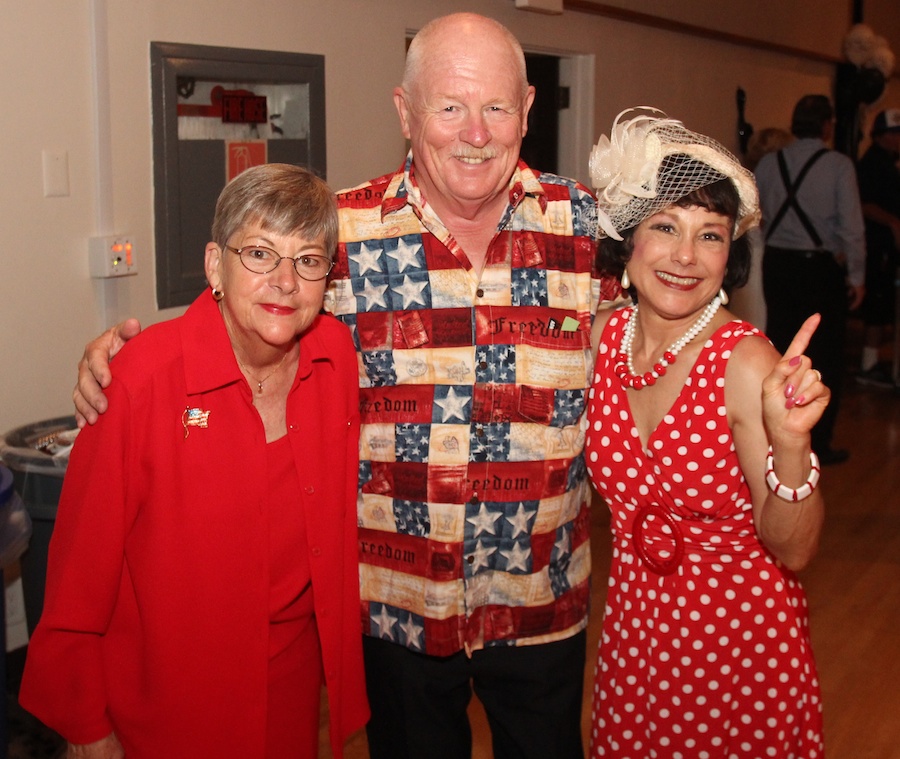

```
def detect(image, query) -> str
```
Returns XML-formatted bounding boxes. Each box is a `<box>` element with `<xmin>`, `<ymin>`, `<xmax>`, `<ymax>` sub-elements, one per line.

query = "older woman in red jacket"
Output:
<box><xmin>20</xmin><ymin>164</ymin><xmax>368</xmax><ymax>758</ymax></box>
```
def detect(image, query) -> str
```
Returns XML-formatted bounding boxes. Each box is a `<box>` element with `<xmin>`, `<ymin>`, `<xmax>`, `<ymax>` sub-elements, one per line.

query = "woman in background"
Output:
<box><xmin>20</xmin><ymin>164</ymin><xmax>368</xmax><ymax>758</ymax></box>
<box><xmin>585</xmin><ymin>110</ymin><xmax>826</xmax><ymax>757</ymax></box>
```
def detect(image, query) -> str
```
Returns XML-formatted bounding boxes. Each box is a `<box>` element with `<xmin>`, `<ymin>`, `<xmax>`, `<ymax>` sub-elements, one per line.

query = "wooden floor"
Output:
<box><xmin>803</xmin><ymin>380</ymin><xmax>900</xmax><ymax>759</ymax></box>
<box><xmin>328</xmin><ymin>378</ymin><xmax>900</xmax><ymax>759</ymax></box>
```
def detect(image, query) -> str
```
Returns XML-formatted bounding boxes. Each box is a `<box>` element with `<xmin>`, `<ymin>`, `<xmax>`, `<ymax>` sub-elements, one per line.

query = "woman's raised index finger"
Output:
<box><xmin>782</xmin><ymin>313</ymin><xmax>821</xmax><ymax>360</ymax></box>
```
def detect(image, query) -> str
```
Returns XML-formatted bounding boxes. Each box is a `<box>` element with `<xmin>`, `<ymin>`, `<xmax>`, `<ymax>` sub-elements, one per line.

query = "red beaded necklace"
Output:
<box><xmin>614</xmin><ymin>296</ymin><xmax>722</xmax><ymax>390</ymax></box>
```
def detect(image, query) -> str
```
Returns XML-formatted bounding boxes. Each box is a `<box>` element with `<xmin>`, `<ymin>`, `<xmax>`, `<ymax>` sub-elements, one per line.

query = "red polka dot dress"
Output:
<box><xmin>584</xmin><ymin>308</ymin><xmax>824</xmax><ymax>758</ymax></box>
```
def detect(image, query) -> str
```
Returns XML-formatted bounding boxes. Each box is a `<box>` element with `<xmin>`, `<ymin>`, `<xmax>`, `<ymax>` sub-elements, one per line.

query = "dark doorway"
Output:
<box><xmin>521</xmin><ymin>53</ymin><xmax>561</xmax><ymax>174</ymax></box>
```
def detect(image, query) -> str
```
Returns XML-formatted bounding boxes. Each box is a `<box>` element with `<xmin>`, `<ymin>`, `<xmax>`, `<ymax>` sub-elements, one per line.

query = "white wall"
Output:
<box><xmin>1</xmin><ymin>0</ymin><xmax>898</xmax><ymax>433</ymax></box>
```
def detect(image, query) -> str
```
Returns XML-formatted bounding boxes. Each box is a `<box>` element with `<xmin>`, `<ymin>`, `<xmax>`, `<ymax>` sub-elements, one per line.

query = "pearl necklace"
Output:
<box><xmin>615</xmin><ymin>296</ymin><xmax>722</xmax><ymax>390</ymax></box>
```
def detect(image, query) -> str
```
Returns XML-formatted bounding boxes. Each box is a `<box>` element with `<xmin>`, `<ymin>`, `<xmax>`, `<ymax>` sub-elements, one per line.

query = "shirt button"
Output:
<box><xmin>305</xmin><ymin>485</ymin><xmax>315</xmax><ymax>494</ymax></box>
<box><xmin>476</xmin><ymin>288</ymin><xmax>484</xmax><ymax>298</ymax></box>
<box><xmin>469</xmin><ymin>495</ymin><xmax>479</xmax><ymax>505</ymax></box>
<box><xmin>466</xmin><ymin>555</ymin><xmax>475</xmax><ymax>564</ymax></box>
<box><xmin>479</xmin><ymin>361</ymin><xmax>488</xmax><ymax>370</ymax></box>
<box><xmin>288</xmin><ymin>424</ymin><xmax>299</xmax><ymax>433</ymax></box>
<box><xmin>311</xmin><ymin>547</ymin><xmax>322</xmax><ymax>556</ymax></box>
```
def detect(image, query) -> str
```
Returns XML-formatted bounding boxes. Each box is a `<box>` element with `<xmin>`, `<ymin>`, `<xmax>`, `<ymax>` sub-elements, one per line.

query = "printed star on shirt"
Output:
<box><xmin>466</xmin><ymin>502</ymin><xmax>502</xmax><ymax>537</ymax></box>
<box><xmin>350</xmin><ymin>242</ymin><xmax>383</xmax><ymax>275</ymax></box>
<box><xmin>512</xmin><ymin>271</ymin><xmax>543</xmax><ymax>303</ymax></box>
<box><xmin>371</xmin><ymin>604</ymin><xmax>398</xmax><ymax>640</ymax></box>
<box><xmin>388</xmin><ymin>238</ymin><xmax>422</xmax><ymax>272</ymax></box>
<box><xmin>399</xmin><ymin>614</ymin><xmax>424</xmax><ymax>650</ymax></box>
<box><xmin>511</xmin><ymin>278</ymin><xmax>526</xmax><ymax>303</ymax></box>
<box><xmin>392</xmin><ymin>275</ymin><xmax>428</xmax><ymax>308</ymax></box>
<box><xmin>500</xmin><ymin>541</ymin><xmax>532</xmax><ymax>572</ymax></box>
<box><xmin>363</xmin><ymin>350</ymin><xmax>395</xmax><ymax>386</ymax></box>
<box><xmin>554</xmin><ymin>529</ymin><xmax>571</xmax><ymax>558</ymax></box>
<box><xmin>360</xmin><ymin>281</ymin><xmax>389</xmax><ymax>311</ymax></box>
<box><xmin>470</xmin><ymin>439</ymin><xmax>488</xmax><ymax>459</ymax></box>
<box><xmin>506</xmin><ymin>502</ymin><xmax>536</xmax><ymax>539</ymax></box>
<box><xmin>469</xmin><ymin>539</ymin><xmax>498</xmax><ymax>572</ymax></box>
<box><xmin>435</xmin><ymin>387</ymin><xmax>470</xmax><ymax>422</ymax></box>
<box><xmin>554</xmin><ymin>390</ymin><xmax>582</xmax><ymax>426</ymax></box>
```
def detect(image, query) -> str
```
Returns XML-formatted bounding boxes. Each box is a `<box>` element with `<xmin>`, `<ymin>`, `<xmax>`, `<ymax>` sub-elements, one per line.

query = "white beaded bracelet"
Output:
<box><xmin>765</xmin><ymin>446</ymin><xmax>821</xmax><ymax>502</ymax></box>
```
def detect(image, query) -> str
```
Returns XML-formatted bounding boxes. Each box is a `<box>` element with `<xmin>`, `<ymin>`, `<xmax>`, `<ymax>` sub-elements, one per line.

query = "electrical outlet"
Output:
<box><xmin>89</xmin><ymin>235</ymin><xmax>137</xmax><ymax>278</ymax></box>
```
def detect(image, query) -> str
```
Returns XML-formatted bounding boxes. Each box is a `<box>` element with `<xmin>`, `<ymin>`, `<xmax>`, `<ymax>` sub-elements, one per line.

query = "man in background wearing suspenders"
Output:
<box><xmin>756</xmin><ymin>94</ymin><xmax>866</xmax><ymax>466</ymax></box>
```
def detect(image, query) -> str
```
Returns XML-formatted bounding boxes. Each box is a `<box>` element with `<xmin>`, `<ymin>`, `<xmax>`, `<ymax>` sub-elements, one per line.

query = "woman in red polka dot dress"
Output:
<box><xmin>583</xmin><ymin>110</ymin><xmax>827</xmax><ymax>758</ymax></box>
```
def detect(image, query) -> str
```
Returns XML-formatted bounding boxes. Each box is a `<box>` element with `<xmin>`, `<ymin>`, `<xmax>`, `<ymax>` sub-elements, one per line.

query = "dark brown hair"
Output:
<box><xmin>599</xmin><ymin>176</ymin><xmax>751</xmax><ymax>297</ymax></box>
<box><xmin>790</xmin><ymin>95</ymin><xmax>833</xmax><ymax>139</ymax></box>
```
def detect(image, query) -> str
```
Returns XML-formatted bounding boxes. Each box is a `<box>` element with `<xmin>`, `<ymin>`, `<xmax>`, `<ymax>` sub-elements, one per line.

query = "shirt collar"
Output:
<box><xmin>794</xmin><ymin>137</ymin><xmax>829</xmax><ymax>150</ymax></box>
<box><xmin>379</xmin><ymin>151</ymin><xmax>548</xmax><ymax>222</ymax></box>
<box><xmin>180</xmin><ymin>289</ymin><xmax>331</xmax><ymax>395</ymax></box>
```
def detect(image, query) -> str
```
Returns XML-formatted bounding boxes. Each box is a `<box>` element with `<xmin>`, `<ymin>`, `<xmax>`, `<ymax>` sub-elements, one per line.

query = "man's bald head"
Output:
<box><xmin>402</xmin><ymin>13</ymin><xmax>529</xmax><ymax>102</ymax></box>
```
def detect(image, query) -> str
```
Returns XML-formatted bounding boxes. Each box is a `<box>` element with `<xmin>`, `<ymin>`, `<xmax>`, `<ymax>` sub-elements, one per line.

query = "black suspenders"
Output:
<box><xmin>764</xmin><ymin>148</ymin><xmax>830</xmax><ymax>247</ymax></box>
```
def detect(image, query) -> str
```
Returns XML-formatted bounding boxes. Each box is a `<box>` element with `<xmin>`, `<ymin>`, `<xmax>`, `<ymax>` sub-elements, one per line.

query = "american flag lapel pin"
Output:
<box><xmin>182</xmin><ymin>406</ymin><xmax>211</xmax><ymax>439</ymax></box>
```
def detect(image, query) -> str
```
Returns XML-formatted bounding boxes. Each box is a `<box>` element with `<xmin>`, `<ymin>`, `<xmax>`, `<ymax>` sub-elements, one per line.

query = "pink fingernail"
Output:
<box><xmin>785</xmin><ymin>397</ymin><xmax>796</xmax><ymax>409</ymax></box>
<box><xmin>794</xmin><ymin>395</ymin><xmax>805</xmax><ymax>405</ymax></box>
<box><xmin>789</xmin><ymin>356</ymin><xmax>801</xmax><ymax>366</ymax></box>
<box><xmin>784</xmin><ymin>384</ymin><xmax>795</xmax><ymax>398</ymax></box>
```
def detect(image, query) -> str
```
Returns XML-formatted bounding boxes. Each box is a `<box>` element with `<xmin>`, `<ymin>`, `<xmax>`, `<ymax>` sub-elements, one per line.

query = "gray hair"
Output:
<box><xmin>211</xmin><ymin>164</ymin><xmax>338</xmax><ymax>256</ymax></box>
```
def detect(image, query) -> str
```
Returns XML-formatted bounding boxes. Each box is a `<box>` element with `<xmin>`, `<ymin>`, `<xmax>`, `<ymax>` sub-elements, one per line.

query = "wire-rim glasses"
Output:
<box><xmin>226</xmin><ymin>244</ymin><xmax>334</xmax><ymax>281</ymax></box>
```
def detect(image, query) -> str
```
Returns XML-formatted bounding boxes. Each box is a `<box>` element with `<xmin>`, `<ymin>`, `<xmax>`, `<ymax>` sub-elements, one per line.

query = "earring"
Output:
<box><xmin>718</xmin><ymin>287</ymin><xmax>729</xmax><ymax>305</ymax></box>
<box><xmin>212</xmin><ymin>287</ymin><xmax>224</xmax><ymax>302</ymax></box>
<box><xmin>621</xmin><ymin>269</ymin><xmax>631</xmax><ymax>290</ymax></box>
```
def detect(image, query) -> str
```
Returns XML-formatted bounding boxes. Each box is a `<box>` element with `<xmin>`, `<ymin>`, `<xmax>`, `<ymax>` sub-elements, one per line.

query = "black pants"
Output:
<box><xmin>363</xmin><ymin>631</ymin><xmax>587</xmax><ymax>759</ymax></box>
<box><xmin>763</xmin><ymin>246</ymin><xmax>848</xmax><ymax>452</ymax></box>
<box><xmin>860</xmin><ymin>244</ymin><xmax>898</xmax><ymax>326</ymax></box>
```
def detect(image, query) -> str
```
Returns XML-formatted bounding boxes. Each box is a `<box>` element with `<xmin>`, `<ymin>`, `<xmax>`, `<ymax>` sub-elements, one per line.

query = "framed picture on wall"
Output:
<box><xmin>151</xmin><ymin>42</ymin><xmax>326</xmax><ymax>309</ymax></box>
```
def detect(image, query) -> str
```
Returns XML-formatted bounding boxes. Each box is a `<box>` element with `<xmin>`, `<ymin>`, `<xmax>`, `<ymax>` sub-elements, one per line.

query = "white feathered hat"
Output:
<box><xmin>589</xmin><ymin>108</ymin><xmax>760</xmax><ymax>241</ymax></box>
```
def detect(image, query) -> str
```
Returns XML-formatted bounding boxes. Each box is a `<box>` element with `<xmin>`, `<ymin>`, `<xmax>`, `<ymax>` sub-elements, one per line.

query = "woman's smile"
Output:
<box><xmin>655</xmin><ymin>271</ymin><xmax>702</xmax><ymax>289</ymax></box>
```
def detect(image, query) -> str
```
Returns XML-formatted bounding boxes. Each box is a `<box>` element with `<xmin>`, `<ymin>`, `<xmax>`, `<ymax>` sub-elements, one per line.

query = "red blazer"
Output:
<box><xmin>21</xmin><ymin>291</ymin><xmax>368</xmax><ymax>758</ymax></box>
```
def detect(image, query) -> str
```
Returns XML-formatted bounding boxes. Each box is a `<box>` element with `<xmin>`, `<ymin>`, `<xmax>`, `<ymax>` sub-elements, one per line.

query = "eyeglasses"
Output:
<box><xmin>226</xmin><ymin>244</ymin><xmax>334</xmax><ymax>281</ymax></box>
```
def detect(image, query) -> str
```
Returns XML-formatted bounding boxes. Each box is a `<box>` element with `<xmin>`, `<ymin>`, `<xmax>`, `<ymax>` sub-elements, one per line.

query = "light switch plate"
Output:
<box><xmin>42</xmin><ymin>149</ymin><xmax>70</xmax><ymax>197</ymax></box>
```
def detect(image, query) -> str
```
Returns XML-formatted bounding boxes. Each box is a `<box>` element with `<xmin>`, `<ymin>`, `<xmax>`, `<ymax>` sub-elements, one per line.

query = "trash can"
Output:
<box><xmin>1</xmin><ymin>463</ymin><xmax>34</xmax><ymax>756</ymax></box>
<box><xmin>0</xmin><ymin>416</ymin><xmax>77</xmax><ymax>641</ymax></box>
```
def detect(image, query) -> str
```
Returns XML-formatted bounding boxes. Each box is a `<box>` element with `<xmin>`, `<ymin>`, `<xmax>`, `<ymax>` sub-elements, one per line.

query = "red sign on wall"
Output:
<box><xmin>221</xmin><ymin>93</ymin><xmax>267</xmax><ymax>124</ymax></box>
<box><xmin>226</xmin><ymin>141</ymin><xmax>267</xmax><ymax>182</ymax></box>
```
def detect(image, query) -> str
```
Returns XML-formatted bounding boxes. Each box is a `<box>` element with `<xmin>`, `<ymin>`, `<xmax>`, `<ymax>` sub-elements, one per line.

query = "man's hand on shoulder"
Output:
<box><xmin>66</xmin><ymin>732</ymin><xmax>125</xmax><ymax>759</ymax></box>
<box><xmin>74</xmin><ymin>318</ymin><xmax>142</xmax><ymax>428</ymax></box>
